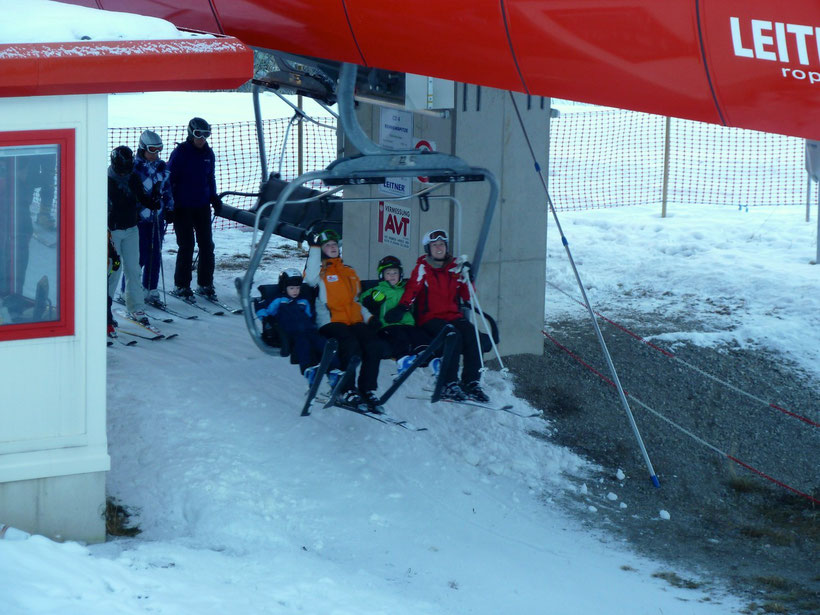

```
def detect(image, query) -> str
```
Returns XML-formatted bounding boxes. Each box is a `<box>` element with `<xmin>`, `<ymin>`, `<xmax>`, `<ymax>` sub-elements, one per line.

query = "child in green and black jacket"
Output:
<box><xmin>359</xmin><ymin>255</ymin><xmax>430</xmax><ymax>367</ymax></box>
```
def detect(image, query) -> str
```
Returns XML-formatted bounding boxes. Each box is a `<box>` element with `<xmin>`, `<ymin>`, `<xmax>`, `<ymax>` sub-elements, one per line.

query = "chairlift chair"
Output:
<box><xmin>236</xmin><ymin>62</ymin><xmax>500</xmax><ymax>356</ymax></box>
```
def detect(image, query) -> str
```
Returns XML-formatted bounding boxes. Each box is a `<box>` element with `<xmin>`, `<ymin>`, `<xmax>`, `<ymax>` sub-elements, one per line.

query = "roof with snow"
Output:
<box><xmin>0</xmin><ymin>1</ymin><xmax>252</xmax><ymax>97</ymax></box>
<box><xmin>0</xmin><ymin>37</ymin><xmax>252</xmax><ymax>97</ymax></box>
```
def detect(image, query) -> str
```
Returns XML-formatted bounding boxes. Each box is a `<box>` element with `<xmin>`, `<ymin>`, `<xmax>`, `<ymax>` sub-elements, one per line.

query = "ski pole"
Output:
<box><xmin>507</xmin><ymin>91</ymin><xmax>660</xmax><ymax>488</ymax></box>
<box><xmin>146</xmin><ymin>210</ymin><xmax>157</xmax><ymax>299</ymax></box>
<box><xmin>458</xmin><ymin>259</ymin><xmax>487</xmax><ymax>372</ymax></box>
<box><xmin>459</xmin><ymin>265</ymin><xmax>507</xmax><ymax>375</ymax></box>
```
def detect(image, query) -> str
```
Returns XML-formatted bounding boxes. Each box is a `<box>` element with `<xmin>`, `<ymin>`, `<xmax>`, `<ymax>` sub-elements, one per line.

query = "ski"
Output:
<box><xmin>301</xmin><ymin>338</ymin><xmax>339</xmax><ymax>416</ymax></box>
<box><xmin>114</xmin><ymin>296</ymin><xmax>173</xmax><ymax>323</ymax></box>
<box><xmin>110</xmin><ymin>336</ymin><xmax>138</xmax><ymax>346</ymax></box>
<box><xmin>331</xmin><ymin>403</ymin><xmax>427</xmax><ymax>431</ymax></box>
<box><xmin>146</xmin><ymin>298</ymin><xmax>199</xmax><ymax>320</ymax></box>
<box><xmin>323</xmin><ymin>355</ymin><xmax>360</xmax><ymax>410</ymax></box>
<box><xmin>193</xmin><ymin>289</ymin><xmax>243</xmax><ymax>314</ymax></box>
<box><xmin>113</xmin><ymin>308</ymin><xmax>178</xmax><ymax>340</ymax></box>
<box><xmin>377</xmin><ymin>324</ymin><xmax>456</xmax><ymax>406</ymax></box>
<box><xmin>407</xmin><ymin>394</ymin><xmax>536</xmax><ymax>417</ymax></box>
<box><xmin>166</xmin><ymin>290</ymin><xmax>224</xmax><ymax>316</ymax></box>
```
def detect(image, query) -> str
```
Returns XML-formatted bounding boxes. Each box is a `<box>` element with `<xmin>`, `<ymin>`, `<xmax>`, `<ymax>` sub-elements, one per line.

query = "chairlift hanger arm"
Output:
<box><xmin>237</xmin><ymin>63</ymin><xmax>498</xmax><ymax>353</ymax></box>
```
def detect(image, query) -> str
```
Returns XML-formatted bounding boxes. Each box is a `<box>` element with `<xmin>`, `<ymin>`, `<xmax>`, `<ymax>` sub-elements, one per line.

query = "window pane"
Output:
<box><xmin>0</xmin><ymin>145</ymin><xmax>60</xmax><ymax>325</ymax></box>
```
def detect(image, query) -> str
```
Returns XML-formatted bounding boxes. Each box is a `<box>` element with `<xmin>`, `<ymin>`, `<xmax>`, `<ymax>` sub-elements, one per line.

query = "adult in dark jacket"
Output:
<box><xmin>167</xmin><ymin>117</ymin><xmax>222</xmax><ymax>301</ymax></box>
<box><xmin>108</xmin><ymin>146</ymin><xmax>155</xmax><ymax>325</ymax></box>
<box><xmin>385</xmin><ymin>228</ymin><xmax>489</xmax><ymax>402</ymax></box>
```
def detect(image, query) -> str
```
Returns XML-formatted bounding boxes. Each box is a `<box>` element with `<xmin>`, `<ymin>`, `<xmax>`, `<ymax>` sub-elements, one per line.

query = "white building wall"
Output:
<box><xmin>0</xmin><ymin>94</ymin><xmax>109</xmax><ymax>542</ymax></box>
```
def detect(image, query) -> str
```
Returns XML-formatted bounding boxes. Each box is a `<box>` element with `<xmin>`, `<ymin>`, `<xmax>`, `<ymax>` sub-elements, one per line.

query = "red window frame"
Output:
<box><xmin>0</xmin><ymin>129</ymin><xmax>75</xmax><ymax>342</ymax></box>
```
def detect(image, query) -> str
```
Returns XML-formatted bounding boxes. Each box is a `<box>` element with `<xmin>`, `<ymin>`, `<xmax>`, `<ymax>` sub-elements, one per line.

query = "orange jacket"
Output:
<box><xmin>304</xmin><ymin>248</ymin><xmax>364</xmax><ymax>327</ymax></box>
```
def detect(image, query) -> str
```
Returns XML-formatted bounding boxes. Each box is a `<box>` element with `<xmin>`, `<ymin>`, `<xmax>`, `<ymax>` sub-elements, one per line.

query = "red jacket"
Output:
<box><xmin>399</xmin><ymin>255</ymin><xmax>469</xmax><ymax>325</ymax></box>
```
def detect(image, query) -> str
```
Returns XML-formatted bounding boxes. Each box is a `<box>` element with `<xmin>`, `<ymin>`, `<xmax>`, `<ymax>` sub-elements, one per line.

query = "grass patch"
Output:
<box><xmin>728</xmin><ymin>477</ymin><xmax>769</xmax><ymax>494</ymax></box>
<box><xmin>651</xmin><ymin>570</ymin><xmax>702</xmax><ymax>590</ymax></box>
<box><xmin>760</xmin><ymin>602</ymin><xmax>789</xmax><ymax>614</ymax></box>
<box><xmin>738</xmin><ymin>525</ymin><xmax>795</xmax><ymax>546</ymax></box>
<box><xmin>754</xmin><ymin>576</ymin><xmax>791</xmax><ymax>591</ymax></box>
<box><xmin>105</xmin><ymin>497</ymin><xmax>141</xmax><ymax>537</ymax></box>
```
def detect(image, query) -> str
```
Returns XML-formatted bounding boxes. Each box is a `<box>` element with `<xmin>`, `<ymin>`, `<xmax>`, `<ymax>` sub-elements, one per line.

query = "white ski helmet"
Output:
<box><xmin>422</xmin><ymin>228</ymin><xmax>448</xmax><ymax>255</ymax></box>
<box><xmin>138</xmin><ymin>130</ymin><xmax>163</xmax><ymax>153</ymax></box>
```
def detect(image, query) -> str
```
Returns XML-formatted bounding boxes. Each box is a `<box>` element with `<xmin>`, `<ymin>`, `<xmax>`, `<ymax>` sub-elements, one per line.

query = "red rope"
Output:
<box><xmin>727</xmin><ymin>456</ymin><xmax>820</xmax><ymax>506</ymax></box>
<box><xmin>542</xmin><ymin>329</ymin><xmax>820</xmax><ymax>506</ymax></box>
<box><xmin>768</xmin><ymin>403</ymin><xmax>820</xmax><ymax>428</ymax></box>
<box><xmin>546</xmin><ymin>281</ymin><xmax>818</xmax><ymax>427</ymax></box>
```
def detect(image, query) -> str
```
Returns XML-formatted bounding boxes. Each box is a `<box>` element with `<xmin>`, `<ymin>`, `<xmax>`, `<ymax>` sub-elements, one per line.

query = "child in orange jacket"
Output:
<box><xmin>304</xmin><ymin>229</ymin><xmax>387</xmax><ymax>411</ymax></box>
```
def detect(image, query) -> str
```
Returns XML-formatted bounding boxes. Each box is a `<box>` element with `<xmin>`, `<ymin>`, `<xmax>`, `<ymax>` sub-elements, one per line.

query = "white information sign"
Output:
<box><xmin>377</xmin><ymin>201</ymin><xmax>411</xmax><ymax>249</ymax></box>
<box><xmin>379</xmin><ymin>107</ymin><xmax>413</xmax><ymax>197</ymax></box>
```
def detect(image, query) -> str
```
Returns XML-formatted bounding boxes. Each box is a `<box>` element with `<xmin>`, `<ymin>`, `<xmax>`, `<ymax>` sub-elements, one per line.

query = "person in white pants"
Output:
<box><xmin>107</xmin><ymin>146</ymin><xmax>157</xmax><ymax>326</ymax></box>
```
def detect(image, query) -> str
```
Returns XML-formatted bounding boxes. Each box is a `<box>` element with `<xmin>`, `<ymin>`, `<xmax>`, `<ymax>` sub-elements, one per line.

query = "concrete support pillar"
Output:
<box><xmin>0</xmin><ymin>472</ymin><xmax>107</xmax><ymax>543</ymax></box>
<box><xmin>340</xmin><ymin>84</ymin><xmax>549</xmax><ymax>356</ymax></box>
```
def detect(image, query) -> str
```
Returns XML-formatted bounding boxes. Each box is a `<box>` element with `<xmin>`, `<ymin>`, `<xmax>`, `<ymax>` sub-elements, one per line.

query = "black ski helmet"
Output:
<box><xmin>187</xmin><ymin>117</ymin><xmax>211</xmax><ymax>140</ymax></box>
<box><xmin>377</xmin><ymin>255</ymin><xmax>403</xmax><ymax>280</ymax></box>
<box><xmin>422</xmin><ymin>228</ymin><xmax>448</xmax><ymax>256</ymax></box>
<box><xmin>138</xmin><ymin>130</ymin><xmax>163</xmax><ymax>153</ymax></box>
<box><xmin>278</xmin><ymin>268</ymin><xmax>303</xmax><ymax>292</ymax></box>
<box><xmin>110</xmin><ymin>146</ymin><xmax>134</xmax><ymax>174</ymax></box>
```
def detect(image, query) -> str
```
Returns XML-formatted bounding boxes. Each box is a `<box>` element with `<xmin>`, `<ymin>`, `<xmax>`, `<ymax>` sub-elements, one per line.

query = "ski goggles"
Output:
<box><xmin>428</xmin><ymin>229</ymin><xmax>448</xmax><ymax>241</ymax></box>
<box><xmin>192</xmin><ymin>129</ymin><xmax>211</xmax><ymax>139</ymax></box>
<box><xmin>145</xmin><ymin>144</ymin><xmax>163</xmax><ymax>154</ymax></box>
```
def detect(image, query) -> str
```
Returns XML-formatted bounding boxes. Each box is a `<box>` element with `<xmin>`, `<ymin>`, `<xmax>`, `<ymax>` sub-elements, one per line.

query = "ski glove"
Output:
<box><xmin>164</xmin><ymin>209</ymin><xmax>175</xmax><ymax>224</ymax></box>
<box><xmin>361</xmin><ymin>291</ymin><xmax>386</xmax><ymax>316</ymax></box>
<box><xmin>383</xmin><ymin>304</ymin><xmax>409</xmax><ymax>323</ymax></box>
<box><xmin>210</xmin><ymin>195</ymin><xmax>223</xmax><ymax>213</ymax></box>
<box><xmin>146</xmin><ymin>184</ymin><xmax>162</xmax><ymax>210</ymax></box>
<box><xmin>460</xmin><ymin>260</ymin><xmax>475</xmax><ymax>283</ymax></box>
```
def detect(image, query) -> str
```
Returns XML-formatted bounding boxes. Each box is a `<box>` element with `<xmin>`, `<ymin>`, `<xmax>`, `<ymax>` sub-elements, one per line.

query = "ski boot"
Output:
<box><xmin>440</xmin><ymin>381</ymin><xmax>467</xmax><ymax>402</ymax></box>
<box><xmin>462</xmin><ymin>380</ymin><xmax>490</xmax><ymax>403</ymax></box>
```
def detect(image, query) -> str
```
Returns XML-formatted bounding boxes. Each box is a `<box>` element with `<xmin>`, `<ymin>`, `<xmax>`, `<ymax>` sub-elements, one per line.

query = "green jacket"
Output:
<box><xmin>359</xmin><ymin>280</ymin><xmax>415</xmax><ymax>328</ymax></box>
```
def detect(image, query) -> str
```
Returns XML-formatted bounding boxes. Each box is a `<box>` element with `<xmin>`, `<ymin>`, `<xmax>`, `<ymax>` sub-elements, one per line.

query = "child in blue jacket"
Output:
<box><xmin>256</xmin><ymin>268</ymin><xmax>336</xmax><ymax>381</ymax></box>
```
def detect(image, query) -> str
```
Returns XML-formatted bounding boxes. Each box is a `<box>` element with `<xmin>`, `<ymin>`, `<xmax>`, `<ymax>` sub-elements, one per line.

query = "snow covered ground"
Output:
<box><xmin>2</xmin><ymin>4</ymin><xmax>818</xmax><ymax>612</ymax></box>
<box><xmin>0</xmin><ymin>223</ymin><xmax>749</xmax><ymax>615</ymax></box>
<box><xmin>545</xmin><ymin>203</ymin><xmax>820</xmax><ymax>383</ymax></box>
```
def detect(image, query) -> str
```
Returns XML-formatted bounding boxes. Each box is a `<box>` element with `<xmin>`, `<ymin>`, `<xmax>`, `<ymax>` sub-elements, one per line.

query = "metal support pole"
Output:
<box><xmin>807</xmin><ymin>175</ymin><xmax>812</xmax><ymax>223</ymax></box>
<box><xmin>297</xmin><ymin>94</ymin><xmax>304</xmax><ymax>177</ymax></box>
<box><xmin>661</xmin><ymin>116</ymin><xmax>671</xmax><ymax>218</ymax></box>
<box><xmin>508</xmin><ymin>91</ymin><xmax>660</xmax><ymax>487</ymax></box>
<box><xmin>252</xmin><ymin>84</ymin><xmax>268</xmax><ymax>182</ymax></box>
<box><xmin>816</xmin><ymin>189</ymin><xmax>820</xmax><ymax>264</ymax></box>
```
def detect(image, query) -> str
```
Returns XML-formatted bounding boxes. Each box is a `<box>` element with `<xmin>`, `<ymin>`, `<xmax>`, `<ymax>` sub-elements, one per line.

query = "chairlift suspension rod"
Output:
<box><xmin>507</xmin><ymin>91</ymin><xmax>660</xmax><ymax>488</ymax></box>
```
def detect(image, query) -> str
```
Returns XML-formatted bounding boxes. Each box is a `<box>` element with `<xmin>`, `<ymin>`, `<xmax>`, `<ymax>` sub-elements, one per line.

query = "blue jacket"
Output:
<box><xmin>167</xmin><ymin>138</ymin><xmax>217</xmax><ymax>209</ymax></box>
<box><xmin>134</xmin><ymin>154</ymin><xmax>174</xmax><ymax>223</ymax></box>
<box><xmin>256</xmin><ymin>297</ymin><xmax>316</xmax><ymax>334</ymax></box>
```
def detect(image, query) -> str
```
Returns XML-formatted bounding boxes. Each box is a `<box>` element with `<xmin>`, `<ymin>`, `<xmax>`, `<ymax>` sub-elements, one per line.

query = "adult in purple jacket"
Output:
<box><xmin>167</xmin><ymin>117</ymin><xmax>223</xmax><ymax>302</ymax></box>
